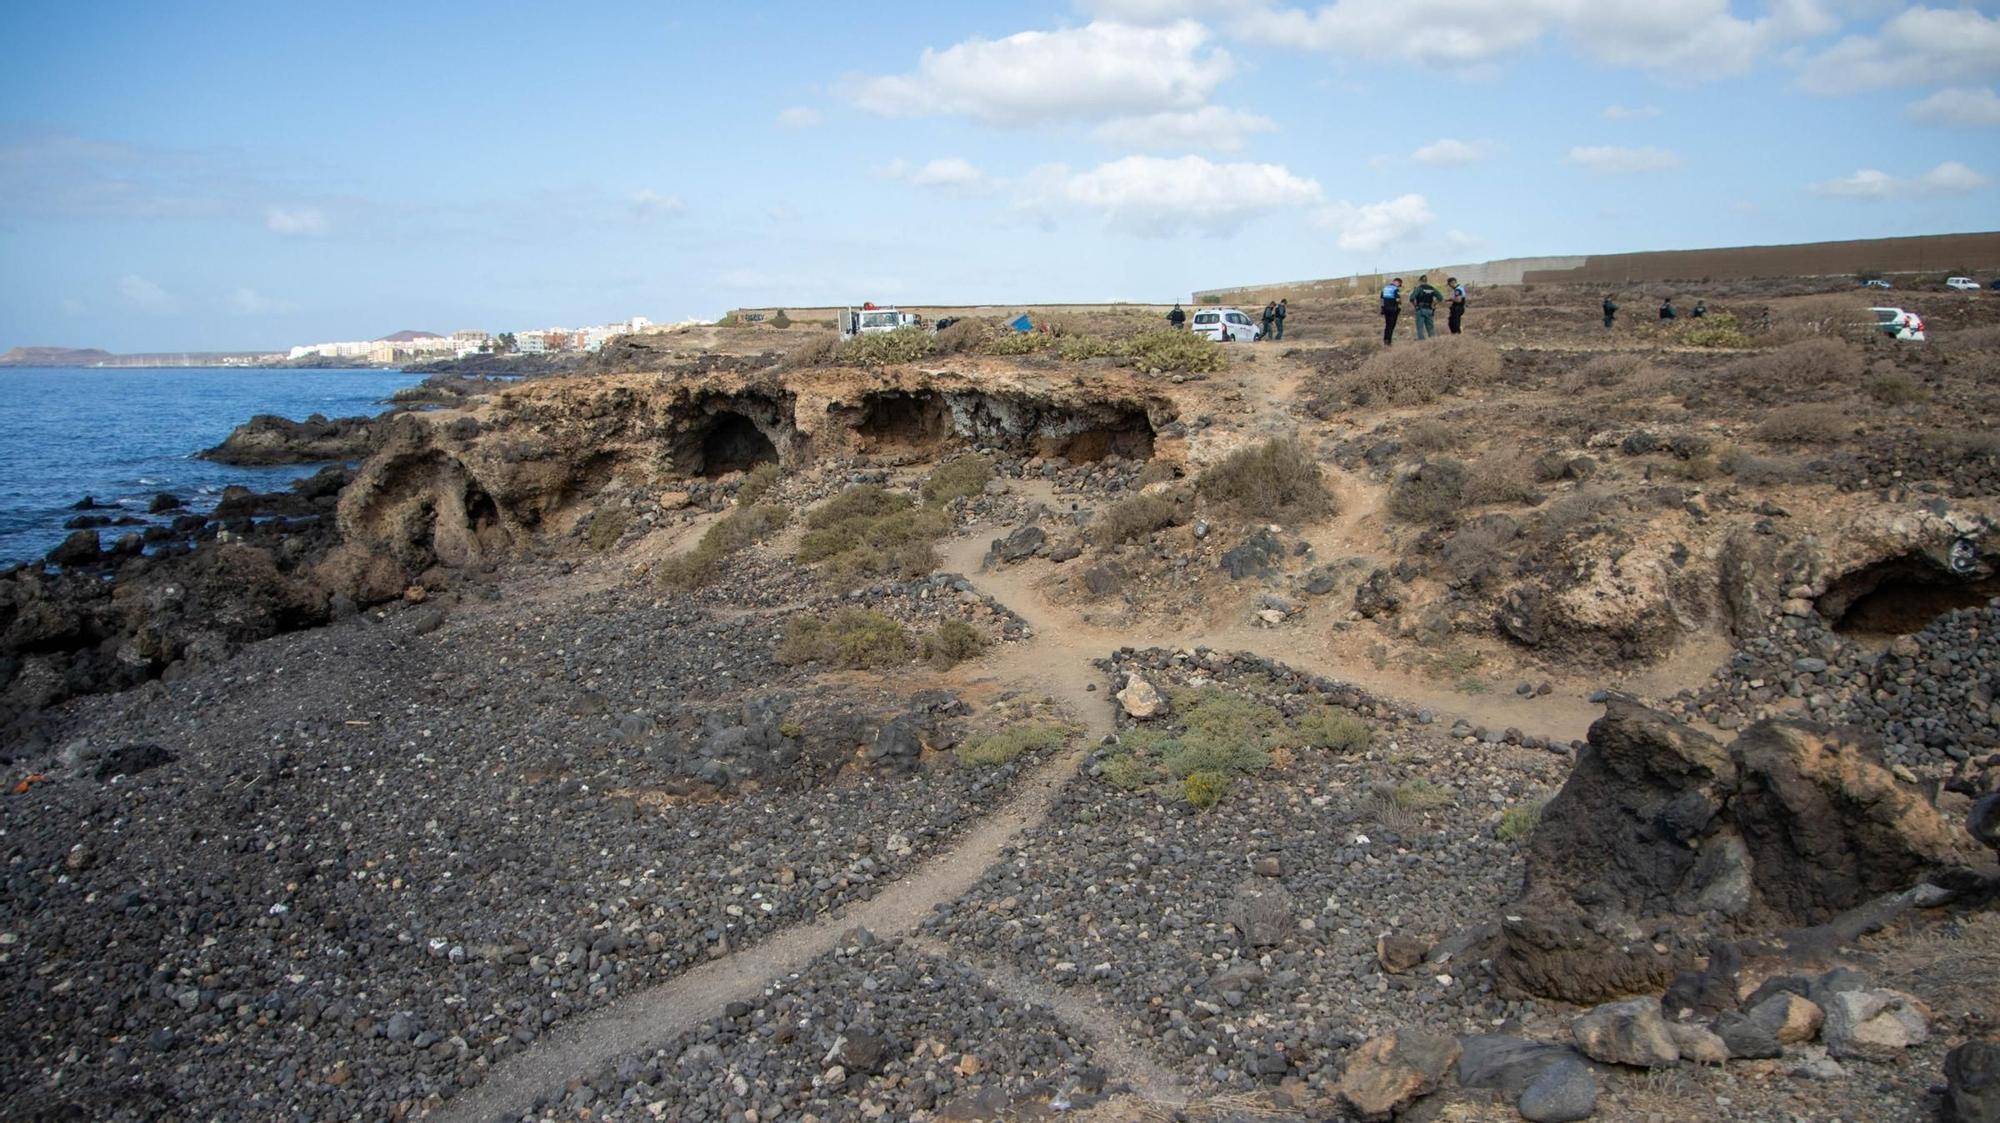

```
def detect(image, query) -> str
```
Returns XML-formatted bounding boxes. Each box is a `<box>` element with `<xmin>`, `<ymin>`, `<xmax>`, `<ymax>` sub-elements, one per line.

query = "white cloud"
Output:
<box><xmin>117</xmin><ymin>274</ymin><xmax>174</xmax><ymax>312</ymax></box>
<box><xmin>881</xmin><ymin>157</ymin><xmax>990</xmax><ymax>190</ymax></box>
<box><xmin>227</xmin><ymin>287</ymin><xmax>296</xmax><ymax>315</ymax></box>
<box><xmin>1907</xmin><ymin>87</ymin><xmax>2000</xmax><ymax>128</ymax></box>
<box><xmin>1809</xmin><ymin>160</ymin><xmax>1989</xmax><ymax>199</ymax></box>
<box><xmin>1316</xmin><ymin>193</ymin><xmax>1434</xmax><ymax>254</ymax></box>
<box><xmin>1567</xmin><ymin>145</ymin><xmax>1682</xmax><ymax>174</ymax></box>
<box><xmin>1798</xmin><ymin>7</ymin><xmax>2000</xmax><ymax>93</ymax></box>
<box><xmin>1601</xmin><ymin>103</ymin><xmax>1661</xmax><ymax>120</ymax></box>
<box><xmin>1089</xmin><ymin>105</ymin><xmax>1277</xmax><ymax>152</ymax></box>
<box><xmin>629</xmin><ymin>189</ymin><xmax>686</xmax><ymax>217</ymax></box>
<box><xmin>1028</xmin><ymin>154</ymin><xmax>1321</xmax><ymax>235</ymax></box>
<box><xmin>1216</xmin><ymin>0</ymin><xmax>1836</xmax><ymax>79</ymax></box>
<box><xmin>1411</xmin><ymin>137</ymin><xmax>1499</xmax><ymax>166</ymax></box>
<box><xmin>265</xmin><ymin>206</ymin><xmax>327</xmax><ymax>237</ymax></box>
<box><xmin>775</xmin><ymin>106</ymin><xmax>823</xmax><ymax>129</ymax></box>
<box><xmin>846</xmin><ymin>20</ymin><xmax>1233</xmax><ymax>124</ymax></box>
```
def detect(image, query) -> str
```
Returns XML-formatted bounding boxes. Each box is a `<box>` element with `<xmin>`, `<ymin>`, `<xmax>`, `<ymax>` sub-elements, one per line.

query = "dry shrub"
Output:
<box><xmin>1095</xmin><ymin>493</ymin><xmax>1181</xmax><ymax>546</ymax></box>
<box><xmin>920</xmin><ymin>455</ymin><xmax>994</xmax><ymax>505</ymax></box>
<box><xmin>1717</xmin><ymin>446</ymin><xmax>1800</xmax><ymax>486</ymax></box>
<box><xmin>795</xmin><ymin>485</ymin><xmax>950</xmax><ymax>587</ymax></box>
<box><xmin>1339</xmin><ymin>337</ymin><xmax>1502</xmax><ymax>406</ymax></box>
<box><xmin>1401</xmin><ymin>419</ymin><xmax>1461</xmax><ymax>454</ymax></box>
<box><xmin>980</xmin><ymin>331</ymin><xmax>1053</xmax><ymax>356</ymax></box>
<box><xmin>1387</xmin><ymin>459</ymin><xmax>1469</xmax><ymax>524</ymax></box>
<box><xmin>1764</xmin><ymin>293</ymin><xmax>1870</xmax><ymax>342</ymax></box>
<box><xmin>934</xmin><ymin>318</ymin><xmax>998</xmax><ymax>354</ymax></box>
<box><xmin>585</xmin><ymin>507</ymin><xmax>630</xmax><ymax>551</ymax></box>
<box><xmin>1731</xmin><ymin>338</ymin><xmax>1865</xmax><ymax>386</ymax></box>
<box><xmin>1949</xmin><ymin>324</ymin><xmax>2000</xmax><ymax>351</ymax></box>
<box><xmin>1565</xmin><ymin>353</ymin><xmax>1646</xmax><ymax>390</ymax></box>
<box><xmin>736</xmin><ymin>462</ymin><xmax>782</xmax><ymax>505</ymax></box>
<box><xmin>1463</xmin><ymin>450</ymin><xmax>1538</xmax><ymax>505</ymax></box>
<box><xmin>838</xmin><ymin>326</ymin><xmax>936</xmax><ymax>366</ymax></box>
<box><xmin>782</xmin><ymin>333</ymin><xmax>838</xmax><ymax>369</ymax></box>
<box><xmin>1922</xmin><ymin>430</ymin><xmax>2000</xmax><ymax>460</ymax></box>
<box><xmin>1864</xmin><ymin>372</ymin><xmax>1926</xmax><ymax>405</ymax></box>
<box><xmin>1195</xmin><ymin>437</ymin><xmax>1333</xmax><ymax>522</ymax></box>
<box><xmin>920</xmin><ymin>618</ymin><xmax>987</xmax><ymax>669</ymax></box>
<box><xmin>657</xmin><ymin>503</ymin><xmax>791</xmax><ymax>590</ymax></box>
<box><xmin>1755</xmin><ymin>404</ymin><xmax>1849</xmax><ymax>445</ymax></box>
<box><xmin>1532</xmin><ymin>487</ymin><xmax>1622</xmax><ymax>542</ymax></box>
<box><xmin>775</xmin><ymin>608</ymin><xmax>910</xmax><ymax>668</ymax></box>
<box><xmin>1133</xmin><ymin>461</ymin><xmax>1180</xmax><ymax>488</ymax></box>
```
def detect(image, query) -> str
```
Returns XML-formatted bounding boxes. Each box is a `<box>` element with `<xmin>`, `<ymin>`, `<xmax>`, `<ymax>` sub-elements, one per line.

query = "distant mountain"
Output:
<box><xmin>375</xmin><ymin>330</ymin><xmax>443</xmax><ymax>343</ymax></box>
<box><xmin>2</xmin><ymin>346</ymin><xmax>117</xmax><ymax>366</ymax></box>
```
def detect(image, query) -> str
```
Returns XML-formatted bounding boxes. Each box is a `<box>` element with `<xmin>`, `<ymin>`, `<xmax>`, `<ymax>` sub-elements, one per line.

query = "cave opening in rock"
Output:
<box><xmin>1819</xmin><ymin>554</ymin><xmax>2000</xmax><ymax>638</ymax></box>
<box><xmin>857</xmin><ymin>391</ymin><xmax>949</xmax><ymax>451</ymax></box>
<box><xmin>463</xmin><ymin>482</ymin><xmax>499</xmax><ymax>534</ymax></box>
<box><xmin>700</xmin><ymin>412</ymin><xmax>778</xmax><ymax>477</ymax></box>
<box><xmin>1042</xmin><ymin>409</ymin><xmax>1156</xmax><ymax>462</ymax></box>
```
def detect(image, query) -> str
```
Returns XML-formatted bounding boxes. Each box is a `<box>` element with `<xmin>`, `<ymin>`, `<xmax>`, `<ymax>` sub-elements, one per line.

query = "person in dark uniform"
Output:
<box><xmin>1167</xmin><ymin>303</ymin><xmax>1186</xmax><ymax>329</ymax></box>
<box><xmin>1273</xmin><ymin>298</ymin><xmax>1287</xmax><ymax>340</ymax></box>
<box><xmin>1691</xmin><ymin>300</ymin><xmax>1707</xmax><ymax>318</ymax></box>
<box><xmin>1410</xmin><ymin>275</ymin><xmax>1442</xmax><ymax>340</ymax></box>
<box><xmin>1261</xmin><ymin>301</ymin><xmax>1277</xmax><ymax>340</ymax></box>
<box><xmin>1447</xmin><ymin>277</ymin><xmax>1467</xmax><ymax>334</ymax></box>
<box><xmin>1602</xmin><ymin>295</ymin><xmax>1618</xmax><ymax>329</ymax></box>
<box><xmin>1659</xmin><ymin>296</ymin><xmax>1677</xmax><ymax>320</ymax></box>
<box><xmin>1380</xmin><ymin>278</ymin><xmax>1403</xmax><ymax>345</ymax></box>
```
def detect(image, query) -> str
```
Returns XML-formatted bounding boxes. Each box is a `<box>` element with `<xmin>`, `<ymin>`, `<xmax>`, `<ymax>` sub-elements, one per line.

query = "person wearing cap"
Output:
<box><xmin>1273</xmin><ymin>298</ymin><xmax>1287</xmax><ymax>340</ymax></box>
<box><xmin>1447</xmin><ymin>278</ymin><xmax>1467</xmax><ymax>334</ymax></box>
<box><xmin>1380</xmin><ymin>277</ymin><xmax>1403</xmax><ymax>346</ymax></box>
<box><xmin>1602</xmin><ymin>294</ymin><xmax>1619</xmax><ymax>329</ymax></box>
<box><xmin>1410</xmin><ymin>275</ymin><xmax>1443</xmax><ymax>340</ymax></box>
<box><xmin>1167</xmin><ymin>303</ymin><xmax>1186</xmax><ymax>329</ymax></box>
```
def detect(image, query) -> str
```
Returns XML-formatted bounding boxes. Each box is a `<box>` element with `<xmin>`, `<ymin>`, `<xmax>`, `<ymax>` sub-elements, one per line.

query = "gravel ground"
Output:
<box><xmin>0</xmin><ymin>575</ymin><xmax>1062</xmax><ymax>1121</ymax></box>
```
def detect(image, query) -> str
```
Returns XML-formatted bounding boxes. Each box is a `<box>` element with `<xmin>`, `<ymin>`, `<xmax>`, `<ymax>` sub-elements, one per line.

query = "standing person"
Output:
<box><xmin>1380</xmin><ymin>278</ymin><xmax>1403</xmax><ymax>346</ymax></box>
<box><xmin>1274</xmin><ymin>298</ymin><xmax>1288</xmax><ymax>341</ymax></box>
<box><xmin>1410</xmin><ymin>275</ymin><xmax>1442</xmax><ymax>340</ymax></box>
<box><xmin>1261</xmin><ymin>301</ymin><xmax>1277</xmax><ymax>341</ymax></box>
<box><xmin>1447</xmin><ymin>277</ymin><xmax>1467</xmax><ymax>334</ymax></box>
<box><xmin>1602</xmin><ymin>294</ymin><xmax>1618</xmax><ymax>329</ymax></box>
<box><xmin>1167</xmin><ymin>303</ymin><xmax>1186</xmax><ymax>330</ymax></box>
<box><xmin>1659</xmin><ymin>296</ymin><xmax>1677</xmax><ymax>321</ymax></box>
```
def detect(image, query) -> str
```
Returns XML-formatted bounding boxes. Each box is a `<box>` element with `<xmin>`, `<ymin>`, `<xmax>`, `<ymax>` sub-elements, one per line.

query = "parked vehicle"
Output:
<box><xmin>1868</xmin><ymin>306</ymin><xmax>1926</xmax><ymax>342</ymax></box>
<box><xmin>839</xmin><ymin>304</ymin><xmax>919</xmax><ymax>340</ymax></box>
<box><xmin>1863</xmin><ymin>279</ymin><xmax>1893</xmax><ymax>290</ymax></box>
<box><xmin>1946</xmin><ymin>276</ymin><xmax>1982</xmax><ymax>292</ymax></box>
<box><xmin>1189</xmin><ymin>307</ymin><xmax>1261</xmax><ymax>342</ymax></box>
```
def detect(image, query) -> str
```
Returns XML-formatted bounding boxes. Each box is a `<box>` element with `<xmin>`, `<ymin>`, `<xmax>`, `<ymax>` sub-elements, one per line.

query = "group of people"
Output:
<box><xmin>1602</xmin><ymin>295</ymin><xmax>1709</xmax><ymax>328</ymax></box>
<box><xmin>1377</xmin><ymin>275</ymin><xmax>1467</xmax><ymax>345</ymax></box>
<box><xmin>1164</xmin><ymin>300</ymin><xmax>1290</xmax><ymax>340</ymax></box>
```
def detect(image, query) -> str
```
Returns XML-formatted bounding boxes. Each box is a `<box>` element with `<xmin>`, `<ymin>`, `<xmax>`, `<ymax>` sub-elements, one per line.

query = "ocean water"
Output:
<box><xmin>0</xmin><ymin>367</ymin><xmax>422</xmax><ymax>567</ymax></box>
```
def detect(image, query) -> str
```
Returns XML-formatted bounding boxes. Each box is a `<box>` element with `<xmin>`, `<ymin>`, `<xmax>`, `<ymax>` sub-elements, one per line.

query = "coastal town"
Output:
<box><xmin>283</xmin><ymin>316</ymin><xmax>658</xmax><ymax>364</ymax></box>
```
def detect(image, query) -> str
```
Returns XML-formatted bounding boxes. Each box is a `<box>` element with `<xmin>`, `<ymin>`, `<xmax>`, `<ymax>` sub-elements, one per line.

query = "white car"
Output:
<box><xmin>1189</xmin><ymin>307</ymin><xmax>1262</xmax><ymax>342</ymax></box>
<box><xmin>1945</xmin><ymin>277</ymin><xmax>1981</xmax><ymax>292</ymax></box>
<box><xmin>1869</xmin><ymin>306</ymin><xmax>1926</xmax><ymax>342</ymax></box>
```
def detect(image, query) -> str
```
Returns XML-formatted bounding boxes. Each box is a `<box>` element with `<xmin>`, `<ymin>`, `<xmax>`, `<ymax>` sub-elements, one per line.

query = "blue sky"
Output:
<box><xmin>2</xmin><ymin>0</ymin><xmax>1996</xmax><ymax>352</ymax></box>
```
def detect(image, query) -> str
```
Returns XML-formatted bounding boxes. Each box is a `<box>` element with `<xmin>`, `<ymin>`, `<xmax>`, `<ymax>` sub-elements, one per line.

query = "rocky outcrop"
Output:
<box><xmin>1495</xmin><ymin>699</ymin><xmax>1977</xmax><ymax>1003</ymax></box>
<box><xmin>198</xmin><ymin>413</ymin><xmax>380</xmax><ymax>465</ymax></box>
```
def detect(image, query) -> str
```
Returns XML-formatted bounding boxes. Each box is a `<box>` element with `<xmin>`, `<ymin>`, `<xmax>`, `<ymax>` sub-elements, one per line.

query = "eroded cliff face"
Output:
<box><xmin>329</xmin><ymin>365</ymin><xmax>1180</xmax><ymax>587</ymax></box>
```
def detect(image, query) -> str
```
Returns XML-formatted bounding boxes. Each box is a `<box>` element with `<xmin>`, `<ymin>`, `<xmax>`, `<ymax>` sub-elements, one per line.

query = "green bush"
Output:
<box><xmin>657</xmin><ymin>502</ymin><xmax>790</xmax><ymax>590</ymax></box>
<box><xmin>981</xmin><ymin>332</ymin><xmax>1053</xmax><ymax>356</ymax></box>
<box><xmin>1195</xmin><ymin>437</ymin><xmax>1332</xmax><ymax>522</ymax></box>
<box><xmin>586</xmin><ymin>507</ymin><xmax>630</xmax><ymax>552</ymax></box>
<box><xmin>1055</xmin><ymin>334</ymin><xmax>1115</xmax><ymax>360</ymax></box>
<box><xmin>795</xmin><ymin>485</ymin><xmax>951</xmax><ymax>587</ymax></box>
<box><xmin>1094</xmin><ymin>493</ymin><xmax>1181</xmax><ymax>547</ymax></box>
<box><xmin>1392</xmin><ymin>778</ymin><xmax>1453</xmax><ymax>811</ymax></box>
<box><xmin>920</xmin><ymin>618</ymin><xmax>987</xmax><ymax>668</ymax></box>
<box><xmin>769</xmin><ymin>309</ymin><xmax>792</xmax><ymax>329</ymax></box>
<box><xmin>1386</xmin><ymin>459</ymin><xmax>1469</xmax><ymax>524</ymax></box>
<box><xmin>1681</xmin><ymin>312</ymin><xmax>1751</xmax><ymax>348</ymax></box>
<box><xmin>1125</xmin><ymin>329</ymin><xmax>1226</xmax><ymax>373</ymax></box>
<box><xmin>1183</xmin><ymin>770</ymin><xmax>1230</xmax><ymax>809</ymax></box>
<box><xmin>737</xmin><ymin>462</ymin><xmax>783</xmax><ymax>505</ymax></box>
<box><xmin>921</xmin><ymin>456</ymin><xmax>994</xmax><ymax>506</ymax></box>
<box><xmin>1296</xmin><ymin>708</ymin><xmax>1370</xmax><ymax>751</ymax></box>
<box><xmin>1497</xmin><ymin>800</ymin><xmax>1543</xmax><ymax>842</ymax></box>
<box><xmin>955</xmin><ymin>723</ymin><xmax>1066</xmax><ymax>767</ymax></box>
<box><xmin>1095</xmin><ymin>688</ymin><xmax>1284</xmax><ymax>799</ymax></box>
<box><xmin>1101</xmin><ymin>753</ymin><xmax>1156</xmax><ymax>790</ymax></box>
<box><xmin>839</xmin><ymin>326</ymin><xmax>936</xmax><ymax>365</ymax></box>
<box><xmin>775</xmin><ymin>608</ymin><xmax>911</xmax><ymax>668</ymax></box>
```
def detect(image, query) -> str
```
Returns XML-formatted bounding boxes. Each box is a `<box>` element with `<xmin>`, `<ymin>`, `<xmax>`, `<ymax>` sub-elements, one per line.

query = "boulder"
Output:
<box><xmin>1518</xmin><ymin>1057</ymin><xmax>1599</xmax><ymax>1123</ymax></box>
<box><xmin>1337</xmin><ymin>1029</ymin><xmax>1461</xmax><ymax>1122</ymax></box>
<box><xmin>1455</xmin><ymin>1035</ymin><xmax>1585</xmax><ymax>1100</ymax></box>
<box><xmin>1353</xmin><ymin>568</ymin><xmax>1402</xmax><ymax>619</ymax></box>
<box><xmin>1221</xmin><ymin>529</ymin><xmax>1283</xmax><ymax>581</ymax></box>
<box><xmin>1822</xmin><ymin>988</ymin><xmax>1930</xmax><ymax>1060</ymax></box>
<box><xmin>1116</xmin><ymin>676</ymin><xmax>1166</xmax><ymax>720</ymax></box>
<box><xmin>47</xmin><ymin>529</ymin><xmax>102</xmax><ymax>567</ymax></box>
<box><xmin>1571</xmin><ymin>997</ymin><xmax>1679</xmax><ymax>1068</ymax></box>
<box><xmin>1226</xmin><ymin>888</ymin><xmax>1293</xmax><ymax>948</ymax></box>
<box><xmin>1666</xmin><ymin>1021</ymin><xmax>1729</xmax><ymax>1066</ymax></box>
<box><xmin>1942</xmin><ymin>1039</ymin><xmax>2000</xmax><ymax>1123</ymax></box>
<box><xmin>988</xmin><ymin>525</ymin><xmax>1045</xmax><ymax>565</ymax></box>
<box><xmin>1714</xmin><ymin>1011</ymin><xmax>1782</xmax><ymax>1059</ymax></box>
<box><xmin>1376</xmin><ymin>933</ymin><xmax>1429</xmax><ymax>974</ymax></box>
<box><xmin>1744</xmin><ymin>991</ymin><xmax>1823</xmax><ymax>1045</ymax></box>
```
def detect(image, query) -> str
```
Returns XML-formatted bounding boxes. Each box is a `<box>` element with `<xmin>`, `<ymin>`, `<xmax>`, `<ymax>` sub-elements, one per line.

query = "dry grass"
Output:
<box><xmin>795</xmin><ymin>485</ymin><xmax>951</xmax><ymax>587</ymax></box>
<box><xmin>1195</xmin><ymin>437</ymin><xmax>1334</xmax><ymax>522</ymax></box>
<box><xmin>1564</xmin><ymin>352</ymin><xmax>1672</xmax><ymax>395</ymax></box>
<box><xmin>1387</xmin><ymin>458</ymin><xmax>1469</xmax><ymax>524</ymax></box>
<box><xmin>1094</xmin><ymin>493</ymin><xmax>1182</xmax><ymax>547</ymax></box>
<box><xmin>657</xmin><ymin>503</ymin><xmax>791</xmax><ymax>589</ymax></box>
<box><xmin>1868</xmin><ymin>911</ymin><xmax>2000</xmax><ymax>1020</ymax></box>
<box><xmin>1463</xmin><ymin>450</ymin><xmax>1539</xmax><ymax>505</ymax></box>
<box><xmin>1338</xmin><ymin>337</ymin><xmax>1502</xmax><ymax>406</ymax></box>
<box><xmin>1864</xmin><ymin>371</ymin><xmax>1927</xmax><ymax>405</ymax></box>
<box><xmin>1730</xmin><ymin>337</ymin><xmax>1865</xmax><ymax>386</ymax></box>
<box><xmin>1754</xmin><ymin>403</ymin><xmax>1849</xmax><ymax>445</ymax></box>
<box><xmin>775</xmin><ymin>608</ymin><xmax>911</xmax><ymax>668</ymax></box>
<box><xmin>781</xmin><ymin>333</ymin><xmax>838</xmax><ymax>369</ymax></box>
<box><xmin>1401</xmin><ymin>418</ymin><xmax>1463</xmax><ymax>454</ymax></box>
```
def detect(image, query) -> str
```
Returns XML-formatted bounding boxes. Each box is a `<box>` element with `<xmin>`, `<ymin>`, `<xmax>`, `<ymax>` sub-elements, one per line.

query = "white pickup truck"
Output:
<box><xmin>840</xmin><ymin>305</ymin><xmax>920</xmax><ymax>340</ymax></box>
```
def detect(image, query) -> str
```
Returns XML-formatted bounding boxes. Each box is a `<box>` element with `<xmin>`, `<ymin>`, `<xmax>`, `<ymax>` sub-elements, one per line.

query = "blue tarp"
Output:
<box><xmin>1008</xmin><ymin>314</ymin><xmax>1032</xmax><ymax>333</ymax></box>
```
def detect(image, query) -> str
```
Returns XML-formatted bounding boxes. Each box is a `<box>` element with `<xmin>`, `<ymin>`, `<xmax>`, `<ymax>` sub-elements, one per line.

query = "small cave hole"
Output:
<box><xmin>857</xmin><ymin>392</ymin><xmax>949</xmax><ymax>451</ymax></box>
<box><xmin>1820</xmin><ymin>555</ymin><xmax>2000</xmax><ymax>639</ymax></box>
<box><xmin>1042</xmin><ymin>410</ymin><xmax>1156</xmax><ymax>462</ymax></box>
<box><xmin>463</xmin><ymin>483</ymin><xmax>499</xmax><ymax>534</ymax></box>
<box><xmin>701</xmin><ymin>412</ymin><xmax>779</xmax><ymax>477</ymax></box>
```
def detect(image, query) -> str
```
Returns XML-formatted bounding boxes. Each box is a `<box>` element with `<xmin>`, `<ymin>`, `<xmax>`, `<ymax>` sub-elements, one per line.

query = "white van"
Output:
<box><xmin>1189</xmin><ymin>307</ymin><xmax>1261</xmax><ymax>342</ymax></box>
<box><xmin>1945</xmin><ymin>277</ymin><xmax>1981</xmax><ymax>292</ymax></box>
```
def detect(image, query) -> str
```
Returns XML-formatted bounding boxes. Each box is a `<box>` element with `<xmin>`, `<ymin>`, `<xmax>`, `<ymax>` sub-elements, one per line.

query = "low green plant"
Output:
<box><xmin>1295</xmin><ymin>708</ymin><xmax>1370</xmax><ymax>751</ymax></box>
<box><xmin>920</xmin><ymin>618</ymin><xmax>987</xmax><ymax>669</ymax></box>
<box><xmin>775</xmin><ymin>608</ymin><xmax>911</xmax><ymax>668</ymax></box>
<box><xmin>1387</xmin><ymin>459</ymin><xmax>1469</xmax><ymax>525</ymax></box>
<box><xmin>1681</xmin><ymin>311</ymin><xmax>1751</xmax><ymax>348</ymax></box>
<box><xmin>955</xmin><ymin>723</ymin><xmax>1066</xmax><ymax>767</ymax></box>
<box><xmin>1095</xmin><ymin>688</ymin><xmax>1285</xmax><ymax>800</ymax></box>
<box><xmin>657</xmin><ymin>503</ymin><xmax>791</xmax><ymax>590</ymax></box>
<box><xmin>1094</xmin><ymin>493</ymin><xmax>1181</xmax><ymax>547</ymax></box>
<box><xmin>1055</xmin><ymin>334</ymin><xmax>1115</xmax><ymax>361</ymax></box>
<box><xmin>1101</xmin><ymin>753</ymin><xmax>1156</xmax><ymax>790</ymax></box>
<box><xmin>1183</xmin><ymin>770</ymin><xmax>1230</xmax><ymax>809</ymax></box>
<box><xmin>839</xmin><ymin>326</ymin><xmax>936</xmax><ymax>365</ymax></box>
<box><xmin>980</xmin><ymin>332</ymin><xmax>1053</xmax><ymax>356</ymax></box>
<box><xmin>1195</xmin><ymin>437</ymin><xmax>1332</xmax><ymax>522</ymax></box>
<box><xmin>736</xmin><ymin>462</ymin><xmax>783</xmax><ymax>505</ymax></box>
<box><xmin>1125</xmin><ymin>329</ymin><xmax>1226</xmax><ymax>373</ymax></box>
<box><xmin>1497</xmin><ymin>800</ymin><xmax>1544</xmax><ymax>842</ymax></box>
<box><xmin>1392</xmin><ymin>777</ymin><xmax>1453</xmax><ymax>811</ymax></box>
<box><xmin>796</xmin><ymin>485</ymin><xmax>951</xmax><ymax>587</ymax></box>
<box><xmin>586</xmin><ymin>507</ymin><xmax>630</xmax><ymax>551</ymax></box>
<box><xmin>921</xmin><ymin>456</ymin><xmax>994</xmax><ymax>506</ymax></box>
